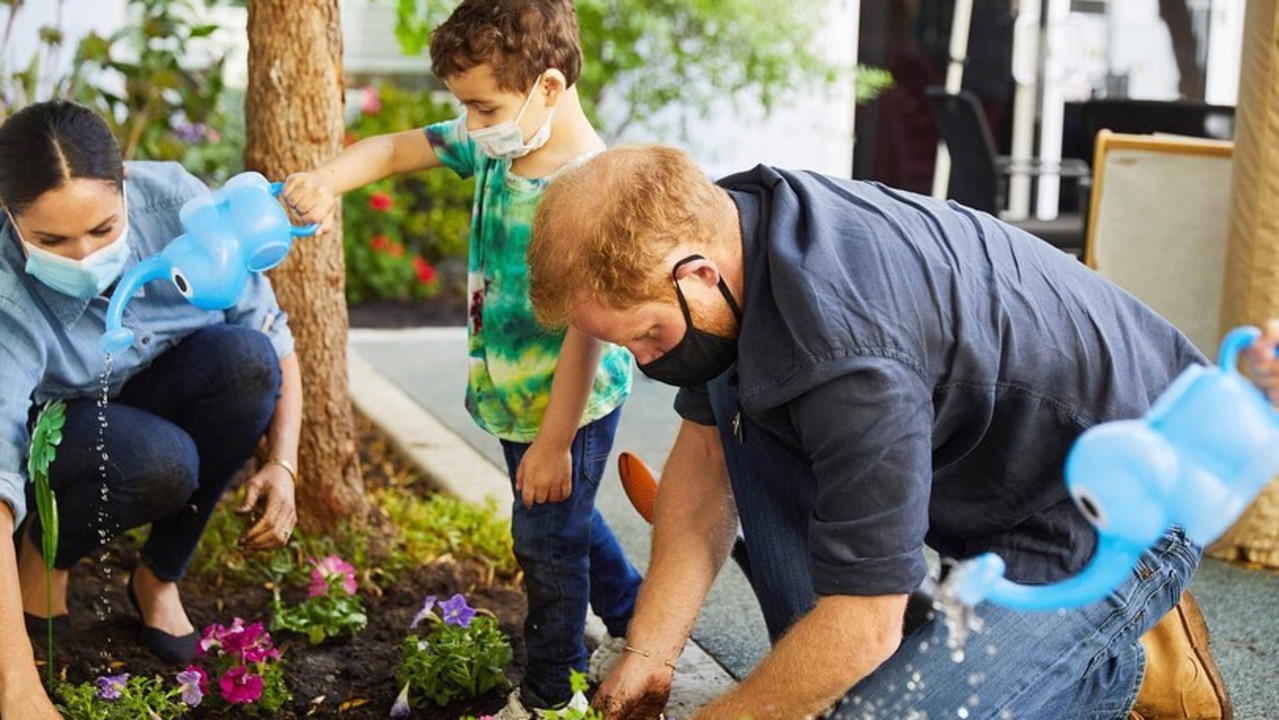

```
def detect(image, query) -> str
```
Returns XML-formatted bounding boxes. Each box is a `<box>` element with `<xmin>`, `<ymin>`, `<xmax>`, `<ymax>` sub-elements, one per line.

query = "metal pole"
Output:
<box><xmin>1036</xmin><ymin>0</ymin><xmax>1069</xmax><ymax>220</ymax></box>
<box><xmin>1007</xmin><ymin>0</ymin><xmax>1041</xmax><ymax>219</ymax></box>
<box><xmin>932</xmin><ymin>0</ymin><xmax>975</xmax><ymax>200</ymax></box>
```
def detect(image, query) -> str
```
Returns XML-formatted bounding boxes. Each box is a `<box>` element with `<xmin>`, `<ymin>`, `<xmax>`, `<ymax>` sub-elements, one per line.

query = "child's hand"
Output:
<box><xmin>516</xmin><ymin>440</ymin><xmax>573</xmax><ymax>507</ymax></box>
<box><xmin>1246</xmin><ymin>318</ymin><xmax>1279</xmax><ymax>406</ymax></box>
<box><xmin>282</xmin><ymin>172</ymin><xmax>339</xmax><ymax>234</ymax></box>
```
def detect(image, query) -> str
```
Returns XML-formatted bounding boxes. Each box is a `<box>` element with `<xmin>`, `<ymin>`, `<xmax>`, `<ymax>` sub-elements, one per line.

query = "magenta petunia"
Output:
<box><xmin>219</xmin><ymin>665</ymin><xmax>265</xmax><ymax>705</ymax></box>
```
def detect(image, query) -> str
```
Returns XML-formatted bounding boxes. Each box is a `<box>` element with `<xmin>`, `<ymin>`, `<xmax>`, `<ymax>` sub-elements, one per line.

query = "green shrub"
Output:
<box><xmin>342</xmin><ymin>83</ymin><xmax>473</xmax><ymax>304</ymax></box>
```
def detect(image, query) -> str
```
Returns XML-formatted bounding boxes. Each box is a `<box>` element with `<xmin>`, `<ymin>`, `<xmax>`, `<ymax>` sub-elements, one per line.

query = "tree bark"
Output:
<box><xmin>244</xmin><ymin>0</ymin><xmax>367</xmax><ymax>532</ymax></box>
<box><xmin>1210</xmin><ymin>0</ymin><xmax>1279</xmax><ymax>566</ymax></box>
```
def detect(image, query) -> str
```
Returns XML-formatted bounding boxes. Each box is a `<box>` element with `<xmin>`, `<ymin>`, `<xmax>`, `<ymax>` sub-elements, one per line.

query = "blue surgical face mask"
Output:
<box><xmin>466</xmin><ymin>73</ymin><xmax>554</xmax><ymax>160</ymax></box>
<box><xmin>9</xmin><ymin>185</ymin><xmax>131</xmax><ymax>299</ymax></box>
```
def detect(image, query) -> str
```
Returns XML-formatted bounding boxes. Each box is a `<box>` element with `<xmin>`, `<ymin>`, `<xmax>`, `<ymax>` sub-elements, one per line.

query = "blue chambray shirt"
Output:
<box><xmin>0</xmin><ymin>161</ymin><xmax>295</xmax><ymax>527</ymax></box>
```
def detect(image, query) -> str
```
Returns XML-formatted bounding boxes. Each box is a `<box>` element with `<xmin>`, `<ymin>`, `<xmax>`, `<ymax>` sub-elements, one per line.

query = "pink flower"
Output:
<box><xmin>369</xmin><ymin>192</ymin><xmax>393</xmax><ymax>212</ymax></box>
<box><xmin>370</xmin><ymin>235</ymin><xmax>391</xmax><ymax>253</ymax></box>
<box><xmin>309</xmin><ymin>554</ymin><xmax>358</xmax><ymax>597</ymax></box>
<box><xmin>219</xmin><ymin>665</ymin><xmax>264</xmax><ymax>705</ymax></box>
<box><xmin>413</xmin><ymin>257</ymin><xmax>437</xmax><ymax>285</ymax></box>
<box><xmin>361</xmin><ymin>85</ymin><xmax>382</xmax><ymax>114</ymax></box>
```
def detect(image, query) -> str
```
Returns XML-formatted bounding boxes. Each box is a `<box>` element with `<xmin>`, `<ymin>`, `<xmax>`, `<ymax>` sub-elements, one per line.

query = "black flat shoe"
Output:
<box><xmin>23</xmin><ymin>612</ymin><xmax>70</xmax><ymax>640</ymax></box>
<box><xmin>126</xmin><ymin>574</ymin><xmax>198</xmax><ymax>665</ymax></box>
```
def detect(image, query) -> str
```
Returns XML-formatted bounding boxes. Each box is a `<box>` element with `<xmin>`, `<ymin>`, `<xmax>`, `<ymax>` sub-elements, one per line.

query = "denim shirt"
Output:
<box><xmin>0</xmin><ymin>161</ymin><xmax>294</xmax><ymax>526</ymax></box>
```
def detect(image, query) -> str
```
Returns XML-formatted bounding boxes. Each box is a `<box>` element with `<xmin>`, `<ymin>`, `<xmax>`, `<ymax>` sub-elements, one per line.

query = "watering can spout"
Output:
<box><xmin>101</xmin><ymin>255</ymin><xmax>170</xmax><ymax>355</ymax></box>
<box><xmin>952</xmin><ymin>536</ymin><xmax>1144</xmax><ymax>611</ymax></box>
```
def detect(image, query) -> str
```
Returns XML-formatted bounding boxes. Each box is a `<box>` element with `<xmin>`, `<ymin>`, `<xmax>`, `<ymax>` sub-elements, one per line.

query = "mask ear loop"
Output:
<box><xmin>672</xmin><ymin>253</ymin><xmax>742</xmax><ymax>322</ymax></box>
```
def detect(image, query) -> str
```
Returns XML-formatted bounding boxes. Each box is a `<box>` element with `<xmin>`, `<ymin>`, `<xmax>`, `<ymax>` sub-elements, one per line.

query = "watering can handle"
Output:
<box><xmin>267</xmin><ymin>181</ymin><xmax>321</xmax><ymax>237</ymax></box>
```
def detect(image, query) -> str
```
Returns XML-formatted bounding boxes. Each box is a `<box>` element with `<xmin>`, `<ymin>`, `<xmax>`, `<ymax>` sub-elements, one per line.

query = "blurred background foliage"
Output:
<box><xmin>2</xmin><ymin>0</ymin><xmax>889</xmax><ymax>307</ymax></box>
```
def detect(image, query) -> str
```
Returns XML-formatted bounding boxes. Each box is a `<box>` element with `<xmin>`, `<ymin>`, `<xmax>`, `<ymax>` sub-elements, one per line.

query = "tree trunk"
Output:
<box><xmin>1209</xmin><ymin>0</ymin><xmax>1279</xmax><ymax>567</ymax></box>
<box><xmin>244</xmin><ymin>0</ymin><xmax>367</xmax><ymax>533</ymax></box>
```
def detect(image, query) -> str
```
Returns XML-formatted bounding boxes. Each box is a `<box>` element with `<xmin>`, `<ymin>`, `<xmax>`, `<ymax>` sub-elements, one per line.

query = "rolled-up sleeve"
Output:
<box><xmin>786</xmin><ymin>359</ymin><xmax>934</xmax><ymax>597</ymax></box>
<box><xmin>224</xmin><ymin>273</ymin><xmax>294</xmax><ymax>360</ymax></box>
<box><xmin>674</xmin><ymin>384</ymin><xmax>717</xmax><ymax>427</ymax></box>
<box><xmin>0</xmin><ymin>295</ymin><xmax>46</xmax><ymax>527</ymax></box>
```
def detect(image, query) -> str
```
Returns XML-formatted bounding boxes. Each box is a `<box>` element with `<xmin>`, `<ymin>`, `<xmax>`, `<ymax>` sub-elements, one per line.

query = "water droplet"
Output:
<box><xmin>1000</xmin><ymin>710</ymin><xmax>1014</xmax><ymax>719</ymax></box>
<box><xmin>985</xmin><ymin>644</ymin><xmax>998</xmax><ymax>657</ymax></box>
<box><xmin>919</xmin><ymin>641</ymin><xmax>930</xmax><ymax>652</ymax></box>
<box><xmin>957</xmin><ymin>708</ymin><xmax>970</xmax><ymax>718</ymax></box>
<box><xmin>967</xmin><ymin>694</ymin><xmax>981</xmax><ymax>707</ymax></box>
<box><xmin>951</xmin><ymin>649</ymin><xmax>966</xmax><ymax>663</ymax></box>
<box><xmin>967</xmin><ymin>673</ymin><xmax>986</xmax><ymax>686</ymax></box>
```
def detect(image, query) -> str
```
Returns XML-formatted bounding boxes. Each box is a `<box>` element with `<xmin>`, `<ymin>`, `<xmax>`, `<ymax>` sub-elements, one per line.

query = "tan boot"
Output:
<box><xmin>1130</xmin><ymin>590</ymin><xmax>1233</xmax><ymax>720</ymax></box>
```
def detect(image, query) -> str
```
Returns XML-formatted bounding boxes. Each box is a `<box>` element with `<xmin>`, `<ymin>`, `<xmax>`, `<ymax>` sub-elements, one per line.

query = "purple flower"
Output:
<box><xmin>176</xmin><ymin>668</ymin><xmax>205</xmax><ymax>707</ymax></box>
<box><xmin>410</xmin><ymin>594</ymin><xmax>437</xmax><ymax>629</ymax></box>
<box><xmin>439</xmin><ymin>593</ymin><xmax>476</xmax><ymax>628</ymax></box>
<box><xmin>389</xmin><ymin>681</ymin><xmax>411</xmax><ymax>718</ymax></box>
<box><xmin>95</xmin><ymin>673</ymin><xmax>129</xmax><ymax>701</ymax></box>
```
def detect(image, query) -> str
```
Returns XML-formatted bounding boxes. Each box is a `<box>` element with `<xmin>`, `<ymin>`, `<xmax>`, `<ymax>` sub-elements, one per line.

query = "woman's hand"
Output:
<box><xmin>281</xmin><ymin>172</ymin><xmax>338</xmax><ymax>234</ymax></box>
<box><xmin>0</xmin><ymin>684</ymin><xmax>63</xmax><ymax>719</ymax></box>
<box><xmin>1246</xmin><ymin>319</ymin><xmax>1279</xmax><ymax>406</ymax></box>
<box><xmin>515</xmin><ymin>440</ymin><xmax>573</xmax><ymax>508</ymax></box>
<box><xmin>236</xmin><ymin>461</ymin><xmax>298</xmax><ymax>550</ymax></box>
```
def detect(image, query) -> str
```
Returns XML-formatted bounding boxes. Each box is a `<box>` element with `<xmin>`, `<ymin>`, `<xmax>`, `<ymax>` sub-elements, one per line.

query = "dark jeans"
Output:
<box><xmin>23</xmin><ymin>325</ymin><xmax>280</xmax><ymax>581</ymax></box>
<box><xmin>499</xmin><ymin>407</ymin><xmax>642</xmax><ymax>705</ymax></box>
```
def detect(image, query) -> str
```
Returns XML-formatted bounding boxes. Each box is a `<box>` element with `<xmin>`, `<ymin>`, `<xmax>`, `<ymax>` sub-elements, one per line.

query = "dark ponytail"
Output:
<box><xmin>0</xmin><ymin>100</ymin><xmax>123</xmax><ymax>215</ymax></box>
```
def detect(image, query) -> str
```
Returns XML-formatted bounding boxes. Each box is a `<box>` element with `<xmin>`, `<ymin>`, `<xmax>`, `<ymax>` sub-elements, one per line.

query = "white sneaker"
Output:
<box><xmin>494</xmin><ymin>689</ymin><xmax>535</xmax><ymax>720</ymax></box>
<box><xmin>587</xmin><ymin>633</ymin><xmax>628</xmax><ymax>684</ymax></box>
<box><xmin>494</xmin><ymin>688</ymin><xmax>591</xmax><ymax>720</ymax></box>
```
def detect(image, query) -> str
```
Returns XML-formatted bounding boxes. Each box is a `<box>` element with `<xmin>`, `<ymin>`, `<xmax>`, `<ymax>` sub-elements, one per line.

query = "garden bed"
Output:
<box><xmin>36</xmin><ymin>413</ymin><xmax>526</xmax><ymax>719</ymax></box>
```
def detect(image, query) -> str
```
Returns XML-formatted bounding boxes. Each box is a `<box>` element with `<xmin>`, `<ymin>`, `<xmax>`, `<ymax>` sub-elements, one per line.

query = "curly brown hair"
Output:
<box><xmin>528</xmin><ymin>144</ymin><xmax>733</xmax><ymax>329</ymax></box>
<box><xmin>429</xmin><ymin>0</ymin><xmax>582</xmax><ymax>92</ymax></box>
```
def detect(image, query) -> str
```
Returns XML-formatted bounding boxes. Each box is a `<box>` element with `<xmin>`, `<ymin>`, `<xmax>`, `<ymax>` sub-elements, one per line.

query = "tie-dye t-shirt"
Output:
<box><xmin>425</xmin><ymin>116</ymin><xmax>631</xmax><ymax>442</ymax></box>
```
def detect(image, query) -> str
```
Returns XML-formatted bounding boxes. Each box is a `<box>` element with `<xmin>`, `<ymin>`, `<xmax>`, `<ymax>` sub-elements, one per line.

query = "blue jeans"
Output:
<box><xmin>706</xmin><ymin>374</ymin><xmax>1196</xmax><ymax>719</ymax></box>
<box><xmin>830</xmin><ymin>530</ymin><xmax>1197</xmax><ymax>720</ymax></box>
<box><xmin>24</xmin><ymin>325</ymin><xmax>280</xmax><ymax>580</ymax></box>
<box><xmin>499</xmin><ymin>407</ymin><xmax>642</xmax><ymax>705</ymax></box>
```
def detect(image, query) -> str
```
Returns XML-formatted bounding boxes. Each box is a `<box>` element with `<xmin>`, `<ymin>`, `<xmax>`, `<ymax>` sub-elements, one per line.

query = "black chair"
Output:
<box><xmin>1079</xmin><ymin>98</ymin><xmax>1235</xmax><ymax>168</ymax></box>
<box><xmin>924</xmin><ymin>86</ymin><xmax>1090</xmax><ymax>256</ymax></box>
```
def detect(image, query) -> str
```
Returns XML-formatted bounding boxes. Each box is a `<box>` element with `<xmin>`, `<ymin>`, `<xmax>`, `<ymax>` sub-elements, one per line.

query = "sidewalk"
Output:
<box><xmin>347</xmin><ymin>329</ymin><xmax>739</xmax><ymax>715</ymax></box>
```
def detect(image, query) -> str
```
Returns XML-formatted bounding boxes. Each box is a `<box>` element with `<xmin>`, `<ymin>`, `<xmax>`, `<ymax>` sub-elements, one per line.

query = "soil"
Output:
<box><xmin>37</xmin><ymin>414</ymin><xmax>527</xmax><ymax>719</ymax></box>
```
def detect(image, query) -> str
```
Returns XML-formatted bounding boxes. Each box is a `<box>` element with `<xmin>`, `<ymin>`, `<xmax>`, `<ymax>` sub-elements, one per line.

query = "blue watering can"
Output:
<box><xmin>952</xmin><ymin>326</ymin><xmax>1279</xmax><ymax>611</ymax></box>
<box><xmin>100</xmin><ymin>172</ymin><xmax>318</xmax><ymax>354</ymax></box>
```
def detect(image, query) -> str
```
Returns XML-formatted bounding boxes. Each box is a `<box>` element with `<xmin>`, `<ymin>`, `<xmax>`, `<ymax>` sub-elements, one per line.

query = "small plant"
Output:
<box><xmin>374</xmin><ymin>489</ymin><xmax>518</xmax><ymax>579</ymax></box>
<box><xmin>270</xmin><ymin>553</ymin><xmax>369</xmax><ymax>644</ymax></box>
<box><xmin>452</xmin><ymin>671</ymin><xmax>597</xmax><ymax>720</ymax></box>
<box><xmin>56</xmin><ymin>672</ymin><xmax>196</xmax><ymax>720</ymax></box>
<box><xmin>391</xmin><ymin>593</ymin><xmax>512</xmax><ymax>713</ymax></box>
<box><xmin>27</xmin><ymin>399</ymin><xmax>65</xmax><ymax>683</ymax></box>
<box><xmin>190</xmin><ymin>618</ymin><xmax>290</xmax><ymax>716</ymax></box>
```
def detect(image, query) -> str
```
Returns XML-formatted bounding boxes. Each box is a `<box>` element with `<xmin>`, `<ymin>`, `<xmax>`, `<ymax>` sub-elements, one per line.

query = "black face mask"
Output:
<box><xmin>636</xmin><ymin>254</ymin><xmax>743</xmax><ymax>387</ymax></box>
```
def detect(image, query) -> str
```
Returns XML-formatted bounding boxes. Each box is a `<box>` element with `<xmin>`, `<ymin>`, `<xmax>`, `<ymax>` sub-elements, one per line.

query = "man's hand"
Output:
<box><xmin>1246</xmin><ymin>318</ymin><xmax>1279</xmax><ymax>405</ymax></box>
<box><xmin>592</xmin><ymin>652</ymin><xmax>674</xmax><ymax>720</ymax></box>
<box><xmin>515</xmin><ymin>440</ymin><xmax>572</xmax><ymax>507</ymax></box>
<box><xmin>281</xmin><ymin>172</ymin><xmax>339</xmax><ymax>234</ymax></box>
<box><xmin>236</xmin><ymin>462</ymin><xmax>298</xmax><ymax>550</ymax></box>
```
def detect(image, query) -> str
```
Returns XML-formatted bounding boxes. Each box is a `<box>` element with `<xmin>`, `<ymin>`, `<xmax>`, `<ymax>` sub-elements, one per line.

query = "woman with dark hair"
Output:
<box><xmin>0</xmin><ymin>100</ymin><xmax>301</xmax><ymax>717</ymax></box>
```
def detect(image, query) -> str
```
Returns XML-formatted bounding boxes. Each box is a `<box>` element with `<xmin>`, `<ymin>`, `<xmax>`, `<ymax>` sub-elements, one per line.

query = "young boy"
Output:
<box><xmin>283</xmin><ymin>0</ymin><xmax>641</xmax><ymax>714</ymax></box>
